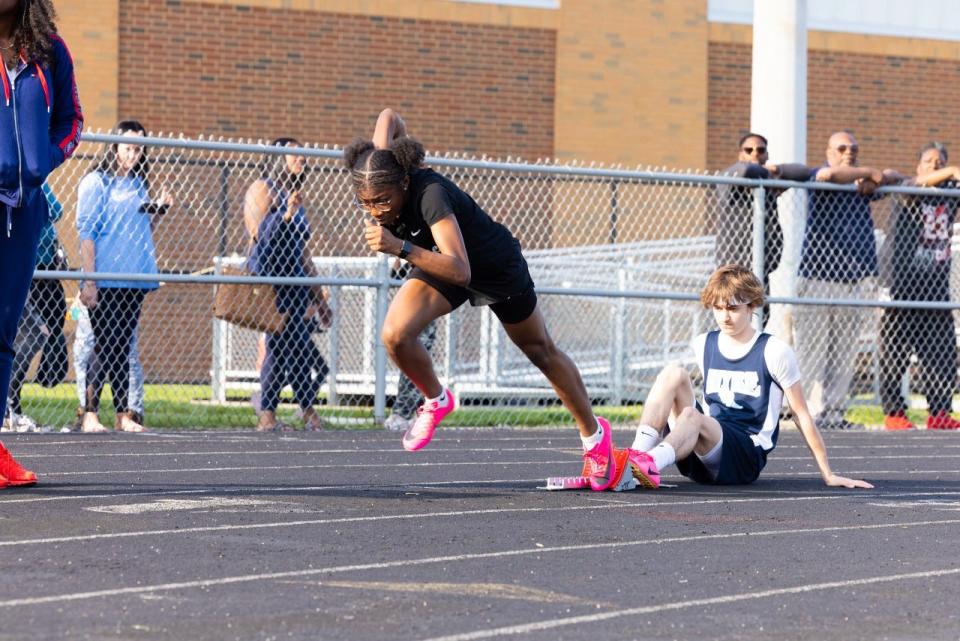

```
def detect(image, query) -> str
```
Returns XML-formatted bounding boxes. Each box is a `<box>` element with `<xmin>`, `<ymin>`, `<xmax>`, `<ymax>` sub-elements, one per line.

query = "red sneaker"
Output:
<box><xmin>0</xmin><ymin>473</ymin><xmax>9</xmax><ymax>489</ymax></box>
<box><xmin>0</xmin><ymin>443</ymin><xmax>37</xmax><ymax>486</ymax></box>
<box><xmin>884</xmin><ymin>412</ymin><xmax>915</xmax><ymax>431</ymax></box>
<box><xmin>927</xmin><ymin>411</ymin><xmax>960</xmax><ymax>430</ymax></box>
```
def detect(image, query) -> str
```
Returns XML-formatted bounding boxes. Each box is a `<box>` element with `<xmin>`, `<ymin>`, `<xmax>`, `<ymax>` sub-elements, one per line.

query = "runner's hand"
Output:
<box><xmin>363</xmin><ymin>220</ymin><xmax>401</xmax><ymax>255</ymax></box>
<box><xmin>824</xmin><ymin>474</ymin><xmax>874</xmax><ymax>489</ymax></box>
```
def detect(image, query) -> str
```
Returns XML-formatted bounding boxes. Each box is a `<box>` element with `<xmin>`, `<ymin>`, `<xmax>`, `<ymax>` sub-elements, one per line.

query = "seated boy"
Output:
<box><xmin>622</xmin><ymin>264</ymin><xmax>873</xmax><ymax>490</ymax></box>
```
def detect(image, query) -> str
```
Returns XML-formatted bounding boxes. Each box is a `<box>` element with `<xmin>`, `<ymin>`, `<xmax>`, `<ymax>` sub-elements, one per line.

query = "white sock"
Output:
<box><xmin>649</xmin><ymin>442</ymin><xmax>676</xmax><ymax>471</ymax></box>
<box><xmin>427</xmin><ymin>388</ymin><xmax>447</xmax><ymax>405</ymax></box>
<box><xmin>580</xmin><ymin>420</ymin><xmax>604</xmax><ymax>450</ymax></box>
<box><xmin>631</xmin><ymin>425</ymin><xmax>660</xmax><ymax>452</ymax></box>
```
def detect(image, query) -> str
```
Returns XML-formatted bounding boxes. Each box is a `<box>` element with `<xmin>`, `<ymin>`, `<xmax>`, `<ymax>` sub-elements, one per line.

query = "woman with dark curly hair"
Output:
<box><xmin>0</xmin><ymin>0</ymin><xmax>83</xmax><ymax>487</ymax></box>
<box><xmin>345</xmin><ymin>109</ymin><xmax>617</xmax><ymax>491</ymax></box>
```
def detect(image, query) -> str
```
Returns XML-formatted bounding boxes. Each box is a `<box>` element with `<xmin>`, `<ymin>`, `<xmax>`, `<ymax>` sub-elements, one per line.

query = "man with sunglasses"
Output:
<box><xmin>794</xmin><ymin>131</ymin><xmax>896</xmax><ymax>430</ymax></box>
<box><xmin>714</xmin><ymin>133</ymin><xmax>809</xmax><ymax>325</ymax></box>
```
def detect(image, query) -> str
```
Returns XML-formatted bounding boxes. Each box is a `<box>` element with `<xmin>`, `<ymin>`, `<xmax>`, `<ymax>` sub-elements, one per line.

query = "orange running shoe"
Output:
<box><xmin>927</xmin><ymin>411</ymin><xmax>960</xmax><ymax>430</ymax></box>
<box><xmin>883</xmin><ymin>412</ymin><xmax>915</xmax><ymax>431</ymax></box>
<box><xmin>0</xmin><ymin>442</ymin><xmax>37</xmax><ymax>486</ymax></box>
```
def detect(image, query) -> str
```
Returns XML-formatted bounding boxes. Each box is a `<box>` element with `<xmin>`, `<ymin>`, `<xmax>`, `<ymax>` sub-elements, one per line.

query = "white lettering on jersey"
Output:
<box><xmin>705</xmin><ymin>368</ymin><xmax>761</xmax><ymax>409</ymax></box>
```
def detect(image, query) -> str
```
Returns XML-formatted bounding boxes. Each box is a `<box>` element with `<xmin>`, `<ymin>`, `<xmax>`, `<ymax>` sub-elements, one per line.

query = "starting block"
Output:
<box><xmin>541</xmin><ymin>448</ymin><xmax>638</xmax><ymax>491</ymax></box>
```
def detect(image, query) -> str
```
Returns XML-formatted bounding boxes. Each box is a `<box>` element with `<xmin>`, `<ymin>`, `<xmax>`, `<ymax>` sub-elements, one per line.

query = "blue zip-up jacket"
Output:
<box><xmin>0</xmin><ymin>35</ymin><xmax>83</xmax><ymax>208</ymax></box>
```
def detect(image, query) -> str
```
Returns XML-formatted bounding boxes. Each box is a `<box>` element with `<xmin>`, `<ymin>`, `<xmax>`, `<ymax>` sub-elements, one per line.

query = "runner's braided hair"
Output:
<box><xmin>343</xmin><ymin>137</ymin><xmax>425</xmax><ymax>190</ymax></box>
<box><xmin>10</xmin><ymin>0</ymin><xmax>59</xmax><ymax>67</ymax></box>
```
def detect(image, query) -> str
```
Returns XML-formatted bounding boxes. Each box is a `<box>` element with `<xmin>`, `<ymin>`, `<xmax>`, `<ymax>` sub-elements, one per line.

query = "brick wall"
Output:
<box><xmin>708</xmin><ymin>41</ymin><xmax>960</xmax><ymax>174</ymax></box>
<box><xmin>117</xmin><ymin>0</ymin><xmax>555</xmax><ymax>160</ymax></box>
<box><xmin>56</xmin><ymin>1</ymin><xmax>119</xmax><ymax>131</ymax></box>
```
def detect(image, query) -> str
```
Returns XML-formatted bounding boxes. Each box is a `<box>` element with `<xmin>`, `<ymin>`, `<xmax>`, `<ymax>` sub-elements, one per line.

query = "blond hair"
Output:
<box><xmin>700</xmin><ymin>264</ymin><xmax>765</xmax><ymax>309</ymax></box>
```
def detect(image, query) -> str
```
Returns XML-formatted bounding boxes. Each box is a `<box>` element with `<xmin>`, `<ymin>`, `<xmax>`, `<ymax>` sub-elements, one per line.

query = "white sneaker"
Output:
<box><xmin>384</xmin><ymin>413</ymin><xmax>411</xmax><ymax>432</ymax></box>
<box><xmin>15</xmin><ymin>414</ymin><xmax>46</xmax><ymax>433</ymax></box>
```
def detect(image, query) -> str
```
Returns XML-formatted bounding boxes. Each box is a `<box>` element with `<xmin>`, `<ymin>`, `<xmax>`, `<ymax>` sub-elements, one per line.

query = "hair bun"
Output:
<box><xmin>343</xmin><ymin>138</ymin><xmax>375</xmax><ymax>168</ymax></box>
<box><xmin>390</xmin><ymin>137</ymin><xmax>426</xmax><ymax>173</ymax></box>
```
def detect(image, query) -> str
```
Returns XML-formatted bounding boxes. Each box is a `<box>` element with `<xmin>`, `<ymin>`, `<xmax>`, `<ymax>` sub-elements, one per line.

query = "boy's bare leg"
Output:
<box><xmin>662</xmin><ymin>407</ymin><xmax>723</xmax><ymax>460</ymax></box>
<box><xmin>638</xmin><ymin>364</ymin><xmax>697</xmax><ymax>434</ymax></box>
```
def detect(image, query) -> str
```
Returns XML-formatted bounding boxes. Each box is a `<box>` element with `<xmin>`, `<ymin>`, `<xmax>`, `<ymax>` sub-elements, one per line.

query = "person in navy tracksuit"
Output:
<box><xmin>0</xmin><ymin>0</ymin><xmax>83</xmax><ymax>488</ymax></box>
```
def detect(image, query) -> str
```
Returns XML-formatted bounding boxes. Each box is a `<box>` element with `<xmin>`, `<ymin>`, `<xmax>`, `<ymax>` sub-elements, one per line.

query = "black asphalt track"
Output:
<box><xmin>2</xmin><ymin>427</ymin><xmax>959</xmax><ymax>641</ymax></box>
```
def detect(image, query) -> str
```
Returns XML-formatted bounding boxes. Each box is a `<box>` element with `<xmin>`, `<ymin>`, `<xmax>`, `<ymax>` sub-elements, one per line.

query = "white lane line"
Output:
<box><xmin>6</xmin><ymin>435</ymin><xmax>591</xmax><ymax>448</ymax></box>
<box><xmin>85</xmin><ymin>498</ymin><xmax>282</xmax><ymax>514</ymax></box>
<box><xmin>5</xmin><ymin>491</ymin><xmax>960</xmax><ymax>548</ymax></box>
<box><xmin>0</xmin><ymin>495</ymin><xmax>857</xmax><ymax>548</ymax></box>
<box><xmin>32</xmin><ymin>463</ymin><xmax>960</xmax><ymax>478</ymax></box>
<box><xmin>0</xmin><ymin>478</ymin><xmax>547</xmax><ymax>505</ymax></box>
<box><xmin>36</xmin><ymin>460</ymin><xmax>578</xmax><ymax>476</ymax></box>
<box><xmin>774</xmin><ymin>454</ymin><xmax>960</xmax><ymax>460</ymax></box>
<box><xmin>15</xmin><ymin>443</ymin><xmax>960</xmax><ymax>461</ymax></box>
<box><xmin>761</xmin><ymin>469</ymin><xmax>960</xmax><ymax>476</ymax></box>
<box><xmin>420</xmin><ymin>565</ymin><xmax>960</xmax><ymax>641</ymax></box>
<box><xmin>1</xmin><ymin>518</ymin><xmax>958</xmax><ymax>609</ymax></box>
<box><xmin>15</xmin><ymin>447</ymin><xmax>577</xmax><ymax>459</ymax></box>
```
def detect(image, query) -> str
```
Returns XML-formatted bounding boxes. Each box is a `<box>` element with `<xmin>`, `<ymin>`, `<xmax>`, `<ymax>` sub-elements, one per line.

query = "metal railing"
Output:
<box><xmin>6</xmin><ymin>131</ymin><xmax>960</xmax><ymax>432</ymax></box>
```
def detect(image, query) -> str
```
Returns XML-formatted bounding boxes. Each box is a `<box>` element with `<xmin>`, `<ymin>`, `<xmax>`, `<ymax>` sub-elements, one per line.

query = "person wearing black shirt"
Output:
<box><xmin>344</xmin><ymin>109</ymin><xmax>617</xmax><ymax>492</ymax></box>
<box><xmin>879</xmin><ymin>142</ymin><xmax>960</xmax><ymax>431</ymax></box>
<box><xmin>712</xmin><ymin>132</ymin><xmax>809</xmax><ymax>326</ymax></box>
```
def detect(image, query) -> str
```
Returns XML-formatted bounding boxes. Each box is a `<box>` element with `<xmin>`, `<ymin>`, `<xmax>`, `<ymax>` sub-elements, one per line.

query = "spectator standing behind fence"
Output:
<box><xmin>5</xmin><ymin>184</ymin><xmax>67</xmax><ymax>432</ymax></box>
<box><xmin>878</xmin><ymin>142</ymin><xmax>960</xmax><ymax>431</ymax></box>
<box><xmin>70</xmin><ymin>296</ymin><xmax>145</xmax><ymax>430</ymax></box>
<box><xmin>77</xmin><ymin>120</ymin><xmax>172</xmax><ymax>433</ymax></box>
<box><xmin>792</xmin><ymin>131</ymin><xmax>896</xmax><ymax>430</ymax></box>
<box><xmin>0</xmin><ymin>0</ymin><xmax>82</xmax><ymax>488</ymax></box>
<box><xmin>384</xmin><ymin>259</ymin><xmax>437</xmax><ymax>433</ymax></box>
<box><xmin>713</xmin><ymin>133</ymin><xmax>810</xmax><ymax>325</ymax></box>
<box><xmin>244</xmin><ymin>138</ymin><xmax>331</xmax><ymax>432</ymax></box>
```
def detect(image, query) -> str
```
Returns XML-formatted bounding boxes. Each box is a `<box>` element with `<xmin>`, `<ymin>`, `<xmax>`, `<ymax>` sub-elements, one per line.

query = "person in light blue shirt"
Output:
<box><xmin>76</xmin><ymin>120</ymin><xmax>172</xmax><ymax>433</ymax></box>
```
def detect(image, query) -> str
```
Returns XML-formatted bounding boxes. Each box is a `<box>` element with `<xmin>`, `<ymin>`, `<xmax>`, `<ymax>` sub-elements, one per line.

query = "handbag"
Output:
<box><xmin>213</xmin><ymin>265</ymin><xmax>286</xmax><ymax>334</ymax></box>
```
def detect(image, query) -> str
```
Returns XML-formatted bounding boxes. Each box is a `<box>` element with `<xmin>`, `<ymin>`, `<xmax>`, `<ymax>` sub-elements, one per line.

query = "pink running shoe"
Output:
<box><xmin>582</xmin><ymin>417</ymin><xmax>617</xmax><ymax>491</ymax></box>
<box><xmin>403</xmin><ymin>387</ymin><xmax>456</xmax><ymax>452</ymax></box>
<box><xmin>626</xmin><ymin>448</ymin><xmax>660</xmax><ymax>489</ymax></box>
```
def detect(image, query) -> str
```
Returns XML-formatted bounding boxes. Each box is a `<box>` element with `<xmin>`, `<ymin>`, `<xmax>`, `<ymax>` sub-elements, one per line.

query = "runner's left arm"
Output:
<box><xmin>783</xmin><ymin>383</ymin><xmax>874</xmax><ymax>489</ymax></box>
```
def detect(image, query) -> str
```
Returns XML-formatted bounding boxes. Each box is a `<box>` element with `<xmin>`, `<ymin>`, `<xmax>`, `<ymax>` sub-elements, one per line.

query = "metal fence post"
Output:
<box><xmin>373</xmin><ymin>254</ymin><xmax>390</xmax><ymax>425</ymax></box>
<box><xmin>751</xmin><ymin>184</ymin><xmax>767</xmax><ymax>330</ymax></box>
<box><xmin>443</xmin><ymin>309</ymin><xmax>458</xmax><ymax>390</ymax></box>
<box><xmin>610</xmin><ymin>268</ymin><xmax>627</xmax><ymax>405</ymax></box>
<box><xmin>211</xmin><ymin>256</ymin><xmax>226</xmax><ymax>403</ymax></box>
<box><xmin>326</xmin><ymin>262</ymin><xmax>340</xmax><ymax>407</ymax></box>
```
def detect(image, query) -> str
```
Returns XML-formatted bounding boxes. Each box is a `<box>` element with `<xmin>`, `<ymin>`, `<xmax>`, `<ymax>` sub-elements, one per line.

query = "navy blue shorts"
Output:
<box><xmin>675</xmin><ymin>413</ymin><xmax>768</xmax><ymax>486</ymax></box>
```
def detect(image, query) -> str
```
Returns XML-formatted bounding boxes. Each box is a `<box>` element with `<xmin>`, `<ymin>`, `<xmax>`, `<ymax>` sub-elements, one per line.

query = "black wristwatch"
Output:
<box><xmin>398</xmin><ymin>239</ymin><xmax>413</xmax><ymax>259</ymax></box>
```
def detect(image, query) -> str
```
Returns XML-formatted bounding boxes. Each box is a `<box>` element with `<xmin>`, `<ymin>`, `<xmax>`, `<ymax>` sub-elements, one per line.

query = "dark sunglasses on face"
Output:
<box><xmin>742</xmin><ymin>146</ymin><xmax>767</xmax><ymax>155</ymax></box>
<box><xmin>834</xmin><ymin>144</ymin><xmax>859</xmax><ymax>154</ymax></box>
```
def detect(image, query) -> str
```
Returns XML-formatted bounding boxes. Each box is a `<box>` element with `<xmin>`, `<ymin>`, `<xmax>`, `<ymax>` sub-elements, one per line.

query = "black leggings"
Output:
<box><xmin>260</xmin><ymin>314</ymin><xmax>328</xmax><ymax>413</ymax></box>
<box><xmin>86</xmin><ymin>288</ymin><xmax>146</xmax><ymax>414</ymax></box>
<box><xmin>879</xmin><ymin>308</ymin><xmax>957</xmax><ymax>415</ymax></box>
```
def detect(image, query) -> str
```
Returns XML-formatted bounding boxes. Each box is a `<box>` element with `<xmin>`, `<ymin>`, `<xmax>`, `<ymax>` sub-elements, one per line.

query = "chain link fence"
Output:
<box><xmin>5</xmin><ymin>131</ymin><xmax>960</xmax><ymax>432</ymax></box>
